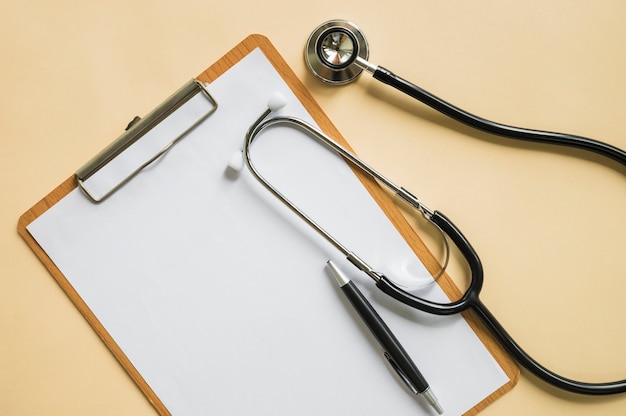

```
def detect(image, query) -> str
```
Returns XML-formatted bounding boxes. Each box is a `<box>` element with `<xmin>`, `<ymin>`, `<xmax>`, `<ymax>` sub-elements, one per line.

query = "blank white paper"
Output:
<box><xmin>27</xmin><ymin>48</ymin><xmax>509</xmax><ymax>416</ymax></box>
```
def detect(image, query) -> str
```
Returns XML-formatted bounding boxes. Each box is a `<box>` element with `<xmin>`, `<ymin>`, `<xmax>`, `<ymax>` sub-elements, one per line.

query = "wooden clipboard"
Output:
<box><xmin>18</xmin><ymin>34</ymin><xmax>519</xmax><ymax>415</ymax></box>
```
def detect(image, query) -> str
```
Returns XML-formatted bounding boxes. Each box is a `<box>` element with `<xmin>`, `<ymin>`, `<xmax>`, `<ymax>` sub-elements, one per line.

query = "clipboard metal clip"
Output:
<box><xmin>76</xmin><ymin>79</ymin><xmax>218</xmax><ymax>203</ymax></box>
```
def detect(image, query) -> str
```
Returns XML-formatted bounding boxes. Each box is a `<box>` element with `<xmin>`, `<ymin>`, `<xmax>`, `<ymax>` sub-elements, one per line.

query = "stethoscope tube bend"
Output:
<box><xmin>379</xmin><ymin>211</ymin><xmax>626</xmax><ymax>395</ymax></box>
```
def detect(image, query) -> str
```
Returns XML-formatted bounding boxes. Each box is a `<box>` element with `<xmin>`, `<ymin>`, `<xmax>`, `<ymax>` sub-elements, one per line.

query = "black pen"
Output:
<box><xmin>327</xmin><ymin>260</ymin><xmax>444</xmax><ymax>414</ymax></box>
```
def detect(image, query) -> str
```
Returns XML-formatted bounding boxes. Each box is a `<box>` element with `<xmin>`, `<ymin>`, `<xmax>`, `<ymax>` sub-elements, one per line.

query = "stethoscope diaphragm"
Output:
<box><xmin>304</xmin><ymin>19</ymin><xmax>369</xmax><ymax>85</ymax></box>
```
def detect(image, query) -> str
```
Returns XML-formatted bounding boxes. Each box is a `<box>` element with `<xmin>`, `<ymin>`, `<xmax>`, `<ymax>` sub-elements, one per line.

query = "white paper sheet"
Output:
<box><xmin>27</xmin><ymin>48</ymin><xmax>509</xmax><ymax>416</ymax></box>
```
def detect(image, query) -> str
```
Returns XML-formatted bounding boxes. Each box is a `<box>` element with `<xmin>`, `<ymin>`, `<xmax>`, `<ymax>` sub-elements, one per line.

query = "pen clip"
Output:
<box><xmin>384</xmin><ymin>352</ymin><xmax>419</xmax><ymax>395</ymax></box>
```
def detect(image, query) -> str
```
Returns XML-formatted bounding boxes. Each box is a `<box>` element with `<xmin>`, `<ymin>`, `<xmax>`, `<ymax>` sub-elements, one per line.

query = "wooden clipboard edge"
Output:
<box><xmin>17</xmin><ymin>34</ymin><xmax>518</xmax><ymax>416</ymax></box>
<box><xmin>17</xmin><ymin>175</ymin><xmax>170</xmax><ymax>414</ymax></box>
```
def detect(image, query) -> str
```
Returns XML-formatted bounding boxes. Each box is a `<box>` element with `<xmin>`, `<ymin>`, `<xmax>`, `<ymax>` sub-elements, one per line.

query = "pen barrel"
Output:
<box><xmin>341</xmin><ymin>281</ymin><xmax>429</xmax><ymax>393</ymax></box>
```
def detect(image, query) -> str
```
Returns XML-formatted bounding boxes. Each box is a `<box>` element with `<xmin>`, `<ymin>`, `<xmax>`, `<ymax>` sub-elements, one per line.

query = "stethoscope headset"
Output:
<box><xmin>244</xmin><ymin>19</ymin><xmax>626</xmax><ymax>396</ymax></box>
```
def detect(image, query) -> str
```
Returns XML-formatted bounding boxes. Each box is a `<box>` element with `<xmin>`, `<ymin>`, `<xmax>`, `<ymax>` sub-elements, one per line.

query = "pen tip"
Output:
<box><xmin>326</xmin><ymin>260</ymin><xmax>350</xmax><ymax>287</ymax></box>
<box><xmin>422</xmin><ymin>388</ymin><xmax>444</xmax><ymax>414</ymax></box>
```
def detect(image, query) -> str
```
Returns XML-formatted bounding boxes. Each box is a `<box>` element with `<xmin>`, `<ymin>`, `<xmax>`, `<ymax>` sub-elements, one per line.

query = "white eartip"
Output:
<box><xmin>268</xmin><ymin>92</ymin><xmax>287</xmax><ymax>112</ymax></box>
<box><xmin>227</xmin><ymin>150</ymin><xmax>244</xmax><ymax>173</ymax></box>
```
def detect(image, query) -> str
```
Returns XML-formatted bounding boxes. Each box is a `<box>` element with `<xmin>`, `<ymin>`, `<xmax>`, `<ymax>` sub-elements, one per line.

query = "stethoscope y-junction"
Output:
<box><xmin>244</xmin><ymin>19</ymin><xmax>626</xmax><ymax>397</ymax></box>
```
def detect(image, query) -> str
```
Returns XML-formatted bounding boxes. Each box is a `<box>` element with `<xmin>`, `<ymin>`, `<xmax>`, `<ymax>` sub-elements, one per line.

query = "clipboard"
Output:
<box><xmin>18</xmin><ymin>35</ymin><xmax>518</xmax><ymax>415</ymax></box>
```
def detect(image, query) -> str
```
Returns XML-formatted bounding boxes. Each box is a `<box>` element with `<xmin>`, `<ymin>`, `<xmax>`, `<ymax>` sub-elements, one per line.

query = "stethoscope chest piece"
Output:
<box><xmin>304</xmin><ymin>19</ymin><xmax>369</xmax><ymax>85</ymax></box>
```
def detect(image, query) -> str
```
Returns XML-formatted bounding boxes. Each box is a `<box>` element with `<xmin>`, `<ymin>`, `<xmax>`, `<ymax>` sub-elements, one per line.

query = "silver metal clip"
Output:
<box><xmin>76</xmin><ymin>79</ymin><xmax>218</xmax><ymax>203</ymax></box>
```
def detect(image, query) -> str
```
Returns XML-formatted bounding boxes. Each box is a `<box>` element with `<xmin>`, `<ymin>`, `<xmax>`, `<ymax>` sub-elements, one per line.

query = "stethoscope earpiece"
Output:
<box><xmin>304</xmin><ymin>19</ymin><xmax>369</xmax><ymax>85</ymax></box>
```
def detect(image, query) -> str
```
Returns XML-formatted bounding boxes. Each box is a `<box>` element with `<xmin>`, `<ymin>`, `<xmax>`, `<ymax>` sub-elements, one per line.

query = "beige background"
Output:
<box><xmin>2</xmin><ymin>1</ymin><xmax>626</xmax><ymax>415</ymax></box>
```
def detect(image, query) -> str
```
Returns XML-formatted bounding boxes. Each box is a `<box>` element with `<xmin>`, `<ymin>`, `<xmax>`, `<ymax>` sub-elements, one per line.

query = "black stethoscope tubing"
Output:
<box><xmin>373</xmin><ymin>66</ymin><xmax>626</xmax><ymax>165</ymax></box>
<box><xmin>301</xmin><ymin>20</ymin><xmax>626</xmax><ymax>395</ymax></box>
<box><xmin>355</xmin><ymin>62</ymin><xmax>626</xmax><ymax>396</ymax></box>
<box><xmin>378</xmin><ymin>210</ymin><xmax>626</xmax><ymax>395</ymax></box>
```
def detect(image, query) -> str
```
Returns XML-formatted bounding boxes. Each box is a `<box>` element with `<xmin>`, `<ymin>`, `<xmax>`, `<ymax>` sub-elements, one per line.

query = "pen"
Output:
<box><xmin>327</xmin><ymin>260</ymin><xmax>444</xmax><ymax>414</ymax></box>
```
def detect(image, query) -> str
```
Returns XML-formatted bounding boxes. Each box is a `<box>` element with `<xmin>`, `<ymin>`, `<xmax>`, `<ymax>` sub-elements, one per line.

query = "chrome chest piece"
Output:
<box><xmin>304</xmin><ymin>19</ymin><xmax>370</xmax><ymax>85</ymax></box>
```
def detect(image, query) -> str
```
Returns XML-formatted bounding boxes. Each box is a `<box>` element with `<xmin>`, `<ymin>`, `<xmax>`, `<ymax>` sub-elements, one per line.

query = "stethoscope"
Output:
<box><xmin>242</xmin><ymin>19</ymin><xmax>626</xmax><ymax>396</ymax></box>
